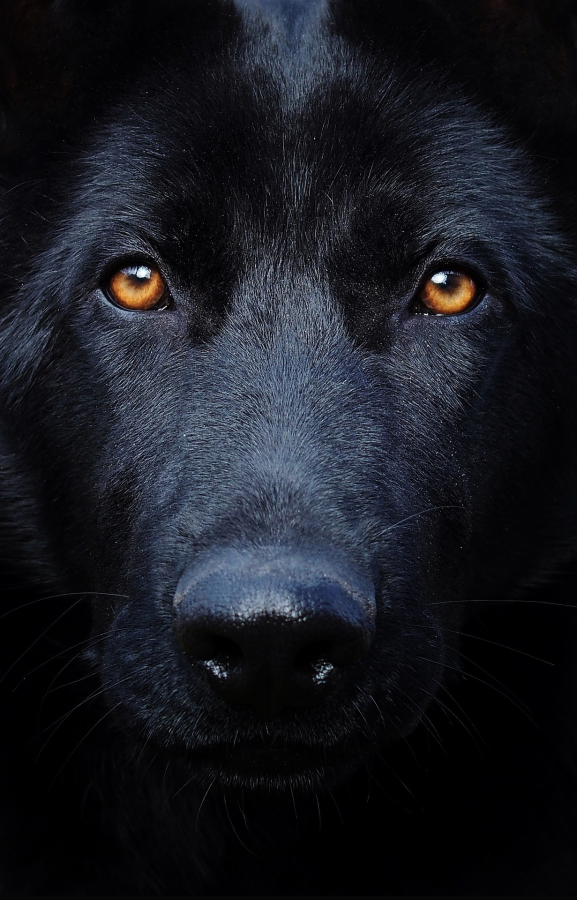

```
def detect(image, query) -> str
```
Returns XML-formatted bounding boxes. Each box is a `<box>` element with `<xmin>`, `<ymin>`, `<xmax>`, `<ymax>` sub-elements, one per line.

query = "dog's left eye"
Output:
<box><xmin>105</xmin><ymin>264</ymin><xmax>169</xmax><ymax>311</ymax></box>
<box><xmin>415</xmin><ymin>270</ymin><xmax>481</xmax><ymax>316</ymax></box>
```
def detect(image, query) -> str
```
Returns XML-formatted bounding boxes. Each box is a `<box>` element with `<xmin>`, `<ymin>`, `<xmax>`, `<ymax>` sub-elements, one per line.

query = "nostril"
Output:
<box><xmin>211</xmin><ymin>635</ymin><xmax>243</xmax><ymax>667</ymax></box>
<box><xmin>178</xmin><ymin>629</ymin><xmax>243</xmax><ymax>667</ymax></box>
<box><xmin>294</xmin><ymin>633</ymin><xmax>366</xmax><ymax>676</ymax></box>
<box><xmin>295</xmin><ymin>640</ymin><xmax>333</xmax><ymax>672</ymax></box>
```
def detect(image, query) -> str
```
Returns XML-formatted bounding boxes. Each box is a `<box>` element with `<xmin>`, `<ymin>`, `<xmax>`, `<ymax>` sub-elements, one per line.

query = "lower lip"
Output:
<box><xmin>191</xmin><ymin>741</ymin><xmax>366</xmax><ymax>783</ymax></box>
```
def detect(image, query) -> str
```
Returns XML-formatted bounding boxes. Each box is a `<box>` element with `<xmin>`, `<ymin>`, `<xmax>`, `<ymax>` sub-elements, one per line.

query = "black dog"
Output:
<box><xmin>1</xmin><ymin>0</ymin><xmax>577</xmax><ymax>893</ymax></box>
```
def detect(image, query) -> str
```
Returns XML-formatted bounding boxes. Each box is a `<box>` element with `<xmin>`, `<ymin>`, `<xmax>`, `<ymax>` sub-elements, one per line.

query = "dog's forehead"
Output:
<box><xmin>69</xmin><ymin>0</ymin><xmax>536</xmax><ymax>270</ymax></box>
<box><xmin>233</xmin><ymin>0</ymin><xmax>328</xmax><ymax>42</ymax></box>
<box><xmin>231</xmin><ymin>0</ymin><xmax>333</xmax><ymax>108</ymax></box>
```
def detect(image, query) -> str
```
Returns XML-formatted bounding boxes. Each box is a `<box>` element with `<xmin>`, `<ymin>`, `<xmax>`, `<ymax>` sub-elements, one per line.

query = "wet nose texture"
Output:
<box><xmin>173</xmin><ymin>549</ymin><xmax>376</xmax><ymax>717</ymax></box>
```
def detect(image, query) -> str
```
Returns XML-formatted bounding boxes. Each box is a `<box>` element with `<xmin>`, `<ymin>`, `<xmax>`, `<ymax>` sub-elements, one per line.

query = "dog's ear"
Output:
<box><xmin>429</xmin><ymin>0</ymin><xmax>577</xmax><ymax>136</ymax></box>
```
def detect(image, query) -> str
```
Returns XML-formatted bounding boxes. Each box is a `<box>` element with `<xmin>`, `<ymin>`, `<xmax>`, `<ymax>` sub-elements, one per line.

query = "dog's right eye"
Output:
<box><xmin>414</xmin><ymin>270</ymin><xmax>481</xmax><ymax>316</ymax></box>
<box><xmin>105</xmin><ymin>264</ymin><xmax>169</xmax><ymax>311</ymax></box>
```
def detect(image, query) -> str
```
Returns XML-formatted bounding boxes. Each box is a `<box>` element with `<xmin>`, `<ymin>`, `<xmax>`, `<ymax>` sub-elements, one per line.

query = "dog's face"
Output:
<box><xmin>1</xmin><ymin>0</ymin><xmax>576</xmax><ymax>790</ymax></box>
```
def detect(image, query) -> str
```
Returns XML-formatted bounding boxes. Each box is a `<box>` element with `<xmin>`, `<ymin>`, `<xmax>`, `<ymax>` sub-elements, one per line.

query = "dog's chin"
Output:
<box><xmin>200</xmin><ymin>745</ymin><xmax>368</xmax><ymax>791</ymax></box>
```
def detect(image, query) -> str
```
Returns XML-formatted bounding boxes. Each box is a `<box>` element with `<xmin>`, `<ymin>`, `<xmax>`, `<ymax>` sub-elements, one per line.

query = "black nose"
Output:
<box><xmin>173</xmin><ymin>549</ymin><xmax>376</xmax><ymax>716</ymax></box>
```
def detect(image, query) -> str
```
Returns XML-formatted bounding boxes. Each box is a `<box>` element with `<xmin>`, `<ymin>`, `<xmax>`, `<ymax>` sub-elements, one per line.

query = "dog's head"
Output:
<box><xmin>2</xmin><ymin>0</ymin><xmax>577</xmax><ymax>790</ymax></box>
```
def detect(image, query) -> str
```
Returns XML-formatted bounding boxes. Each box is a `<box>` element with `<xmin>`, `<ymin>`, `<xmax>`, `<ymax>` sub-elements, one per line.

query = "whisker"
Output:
<box><xmin>39</xmin><ymin>633</ymin><xmax>112</xmax><ymax>702</ymax></box>
<box><xmin>238</xmin><ymin>790</ymin><xmax>249</xmax><ymax>833</ymax></box>
<box><xmin>315</xmin><ymin>792</ymin><xmax>322</xmax><ymax>831</ymax></box>
<box><xmin>446</xmin><ymin>626</ymin><xmax>553</xmax><ymax>666</ymax></box>
<box><xmin>0</xmin><ymin>597</ymin><xmax>86</xmax><ymax>687</ymax></box>
<box><xmin>137</xmin><ymin>746</ymin><xmax>158</xmax><ymax>786</ymax></box>
<box><xmin>412</xmin><ymin>622</ymin><xmax>554</xmax><ymax>666</ymax></box>
<box><xmin>447</xmin><ymin>645</ymin><xmax>532</xmax><ymax>717</ymax></box>
<box><xmin>172</xmin><ymin>770</ymin><xmax>197</xmax><ymax>799</ymax></box>
<box><xmin>374</xmin><ymin>748</ymin><xmax>419</xmax><ymax>805</ymax></box>
<box><xmin>437</xmin><ymin>682</ymin><xmax>487</xmax><ymax>751</ymax></box>
<box><xmin>289</xmin><ymin>785</ymin><xmax>299</xmax><ymax>829</ymax></box>
<box><xmin>365</xmin><ymin>760</ymin><xmax>412</xmax><ymax>813</ymax></box>
<box><xmin>45</xmin><ymin>668</ymin><xmax>99</xmax><ymax>694</ymax></box>
<box><xmin>50</xmin><ymin>700</ymin><xmax>125</xmax><ymax>787</ymax></box>
<box><xmin>35</xmin><ymin>674</ymin><xmax>132</xmax><ymax>757</ymax></box>
<box><xmin>381</xmin><ymin>504</ymin><xmax>466</xmax><ymax>537</ymax></box>
<box><xmin>417</xmin><ymin>656</ymin><xmax>534</xmax><ymax>724</ymax></box>
<box><xmin>223</xmin><ymin>792</ymin><xmax>259</xmax><ymax>857</ymax></box>
<box><xmin>12</xmin><ymin>631</ymin><xmax>107</xmax><ymax>690</ymax></box>
<box><xmin>430</xmin><ymin>598</ymin><xmax>577</xmax><ymax>609</ymax></box>
<box><xmin>351</xmin><ymin>699</ymin><xmax>373</xmax><ymax>738</ymax></box>
<box><xmin>432</xmin><ymin>687</ymin><xmax>485</xmax><ymax>755</ymax></box>
<box><xmin>368</xmin><ymin>694</ymin><xmax>422</xmax><ymax>769</ymax></box>
<box><xmin>395</xmin><ymin>683</ymin><xmax>445</xmax><ymax>752</ymax></box>
<box><xmin>0</xmin><ymin>591</ymin><xmax>128</xmax><ymax>623</ymax></box>
<box><xmin>326</xmin><ymin>787</ymin><xmax>344</xmax><ymax>826</ymax></box>
<box><xmin>196</xmin><ymin>776</ymin><xmax>217</xmax><ymax>829</ymax></box>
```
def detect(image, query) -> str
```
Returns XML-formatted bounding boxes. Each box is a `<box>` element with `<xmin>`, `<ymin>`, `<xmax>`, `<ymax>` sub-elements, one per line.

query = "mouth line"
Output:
<box><xmin>179</xmin><ymin>737</ymin><xmax>372</xmax><ymax>784</ymax></box>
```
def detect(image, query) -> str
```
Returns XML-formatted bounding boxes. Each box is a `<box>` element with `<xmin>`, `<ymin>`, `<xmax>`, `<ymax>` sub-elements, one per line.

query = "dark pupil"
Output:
<box><xmin>126</xmin><ymin>267</ymin><xmax>151</xmax><ymax>284</ymax></box>
<box><xmin>436</xmin><ymin>273</ymin><xmax>456</xmax><ymax>291</ymax></box>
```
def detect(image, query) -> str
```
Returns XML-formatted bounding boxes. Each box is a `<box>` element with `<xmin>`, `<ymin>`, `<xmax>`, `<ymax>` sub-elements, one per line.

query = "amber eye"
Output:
<box><xmin>106</xmin><ymin>264</ymin><xmax>168</xmax><ymax>311</ymax></box>
<box><xmin>417</xmin><ymin>270</ymin><xmax>481</xmax><ymax>316</ymax></box>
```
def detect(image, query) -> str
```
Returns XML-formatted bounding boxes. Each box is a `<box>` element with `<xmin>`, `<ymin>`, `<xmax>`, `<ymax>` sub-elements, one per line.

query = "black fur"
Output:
<box><xmin>1</xmin><ymin>0</ymin><xmax>577</xmax><ymax>893</ymax></box>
